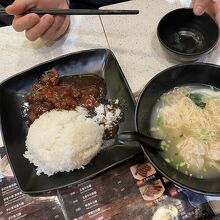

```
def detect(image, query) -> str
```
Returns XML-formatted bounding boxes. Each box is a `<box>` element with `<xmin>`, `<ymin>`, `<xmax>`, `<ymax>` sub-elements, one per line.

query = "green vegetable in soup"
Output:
<box><xmin>196</xmin><ymin>175</ymin><xmax>204</xmax><ymax>179</ymax></box>
<box><xmin>165</xmin><ymin>158</ymin><xmax>171</xmax><ymax>163</ymax></box>
<box><xmin>160</xmin><ymin>94</ymin><xmax>169</xmax><ymax>102</ymax></box>
<box><xmin>187</xmin><ymin>93</ymin><xmax>206</xmax><ymax>109</ymax></box>
<box><xmin>156</xmin><ymin>115</ymin><xmax>163</xmax><ymax>127</ymax></box>
<box><xmin>184</xmin><ymin>170</ymin><xmax>189</xmax><ymax>175</ymax></box>
<box><xmin>179</xmin><ymin>161</ymin><xmax>186</xmax><ymax>167</ymax></box>
<box><xmin>160</xmin><ymin>141</ymin><xmax>170</xmax><ymax>151</ymax></box>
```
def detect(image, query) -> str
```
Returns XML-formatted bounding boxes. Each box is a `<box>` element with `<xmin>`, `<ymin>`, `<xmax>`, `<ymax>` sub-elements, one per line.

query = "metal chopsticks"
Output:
<box><xmin>0</xmin><ymin>8</ymin><xmax>139</xmax><ymax>15</ymax></box>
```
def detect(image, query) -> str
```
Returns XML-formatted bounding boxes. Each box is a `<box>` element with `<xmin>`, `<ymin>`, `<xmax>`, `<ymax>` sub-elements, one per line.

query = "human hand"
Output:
<box><xmin>6</xmin><ymin>0</ymin><xmax>70</xmax><ymax>43</ymax></box>
<box><xmin>192</xmin><ymin>0</ymin><xmax>220</xmax><ymax>47</ymax></box>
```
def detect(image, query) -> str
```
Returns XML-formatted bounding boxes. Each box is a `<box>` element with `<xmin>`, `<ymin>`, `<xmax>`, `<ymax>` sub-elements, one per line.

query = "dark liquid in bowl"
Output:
<box><xmin>169</xmin><ymin>28</ymin><xmax>206</xmax><ymax>53</ymax></box>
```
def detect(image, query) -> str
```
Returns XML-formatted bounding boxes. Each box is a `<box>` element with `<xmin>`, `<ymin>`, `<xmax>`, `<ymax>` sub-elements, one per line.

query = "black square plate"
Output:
<box><xmin>0</xmin><ymin>49</ymin><xmax>141</xmax><ymax>193</ymax></box>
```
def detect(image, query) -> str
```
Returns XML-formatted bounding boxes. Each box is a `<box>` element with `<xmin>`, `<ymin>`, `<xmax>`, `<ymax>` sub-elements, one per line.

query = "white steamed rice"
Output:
<box><xmin>24</xmin><ymin>109</ymin><xmax>104</xmax><ymax>176</ymax></box>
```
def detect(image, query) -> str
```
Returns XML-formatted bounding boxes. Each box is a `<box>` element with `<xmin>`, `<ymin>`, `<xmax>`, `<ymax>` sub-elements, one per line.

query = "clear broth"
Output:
<box><xmin>150</xmin><ymin>85</ymin><xmax>220</xmax><ymax>179</ymax></box>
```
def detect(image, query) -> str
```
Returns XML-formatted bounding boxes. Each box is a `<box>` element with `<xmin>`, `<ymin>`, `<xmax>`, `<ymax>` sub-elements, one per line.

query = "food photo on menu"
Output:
<box><xmin>128</xmin><ymin>159</ymin><xmax>219</xmax><ymax>220</ymax></box>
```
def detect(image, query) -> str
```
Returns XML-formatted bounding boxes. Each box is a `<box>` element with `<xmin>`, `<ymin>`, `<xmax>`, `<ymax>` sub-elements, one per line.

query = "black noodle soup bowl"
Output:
<box><xmin>119</xmin><ymin>63</ymin><xmax>220</xmax><ymax>195</ymax></box>
<box><xmin>157</xmin><ymin>8</ymin><xmax>219</xmax><ymax>62</ymax></box>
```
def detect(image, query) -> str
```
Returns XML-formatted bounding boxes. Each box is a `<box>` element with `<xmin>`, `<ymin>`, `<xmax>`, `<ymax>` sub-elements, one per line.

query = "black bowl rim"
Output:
<box><xmin>157</xmin><ymin>8</ymin><xmax>219</xmax><ymax>57</ymax></box>
<box><xmin>135</xmin><ymin>62</ymin><xmax>220</xmax><ymax>195</ymax></box>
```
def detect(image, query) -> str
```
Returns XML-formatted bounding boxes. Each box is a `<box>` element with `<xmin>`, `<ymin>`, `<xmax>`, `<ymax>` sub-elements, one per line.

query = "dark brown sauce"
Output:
<box><xmin>103</xmin><ymin>124</ymin><xmax>119</xmax><ymax>140</ymax></box>
<box><xmin>60</xmin><ymin>74</ymin><xmax>107</xmax><ymax>99</ymax></box>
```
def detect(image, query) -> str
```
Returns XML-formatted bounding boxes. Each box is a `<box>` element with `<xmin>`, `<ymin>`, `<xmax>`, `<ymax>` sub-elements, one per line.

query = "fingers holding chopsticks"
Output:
<box><xmin>40</xmin><ymin>15</ymin><xmax>70</xmax><ymax>42</ymax></box>
<box><xmin>5</xmin><ymin>0</ymin><xmax>37</xmax><ymax>15</ymax></box>
<box><xmin>25</xmin><ymin>14</ymin><xmax>54</xmax><ymax>41</ymax></box>
<box><xmin>5</xmin><ymin>0</ymin><xmax>70</xmax><ymax>43</ymax></box>
<box><xmin>5</xmin><ymin>0</ymin><xmax>40</xmax><ymax>33</ymax></box>
<box><xmin>11</xmin><ymin>14</ymin><xmax>40</xmax><ymax>32</ymax></box>
<box><xmin>25</xmin><ymin>14</ymin><xmax>70</xmax><ymax>42</ymax></box>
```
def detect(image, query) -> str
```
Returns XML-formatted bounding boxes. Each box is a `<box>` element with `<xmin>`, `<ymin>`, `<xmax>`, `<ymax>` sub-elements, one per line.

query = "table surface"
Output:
<box><xmin>0</xmin><ymin>0</ymin><xmax>220</xmax><ymax>218</ymax></box>
<box><xmin>101</xmin><ymin>0</ymin><xmax>220</xmax><ymax>94</ymax></box>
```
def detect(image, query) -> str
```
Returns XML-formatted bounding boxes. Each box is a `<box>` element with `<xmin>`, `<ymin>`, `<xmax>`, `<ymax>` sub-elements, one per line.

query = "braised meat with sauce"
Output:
<box><xmin>25</xmin><ymin>68</ymin><xmax>104</xmax><ymax>122</ymax></box>
<box><xmin>28</xmin><ymin>102</ymin><xmax>54</xmax><ymax>122</ymax></box>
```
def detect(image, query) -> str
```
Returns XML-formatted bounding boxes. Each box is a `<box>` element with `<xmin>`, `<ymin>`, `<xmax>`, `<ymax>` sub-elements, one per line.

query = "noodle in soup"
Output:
<box><xmin>150</xmin><ymin>85</ymin><xmax>220</xmax><ymax>179</ymax></box>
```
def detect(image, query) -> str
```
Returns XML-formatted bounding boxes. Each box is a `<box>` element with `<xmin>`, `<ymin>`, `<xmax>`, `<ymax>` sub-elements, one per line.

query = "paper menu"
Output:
<box><xmin>0</xmin><ymin>146</ymin><xmax>218</xmax><ymax>220</ymax></box>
